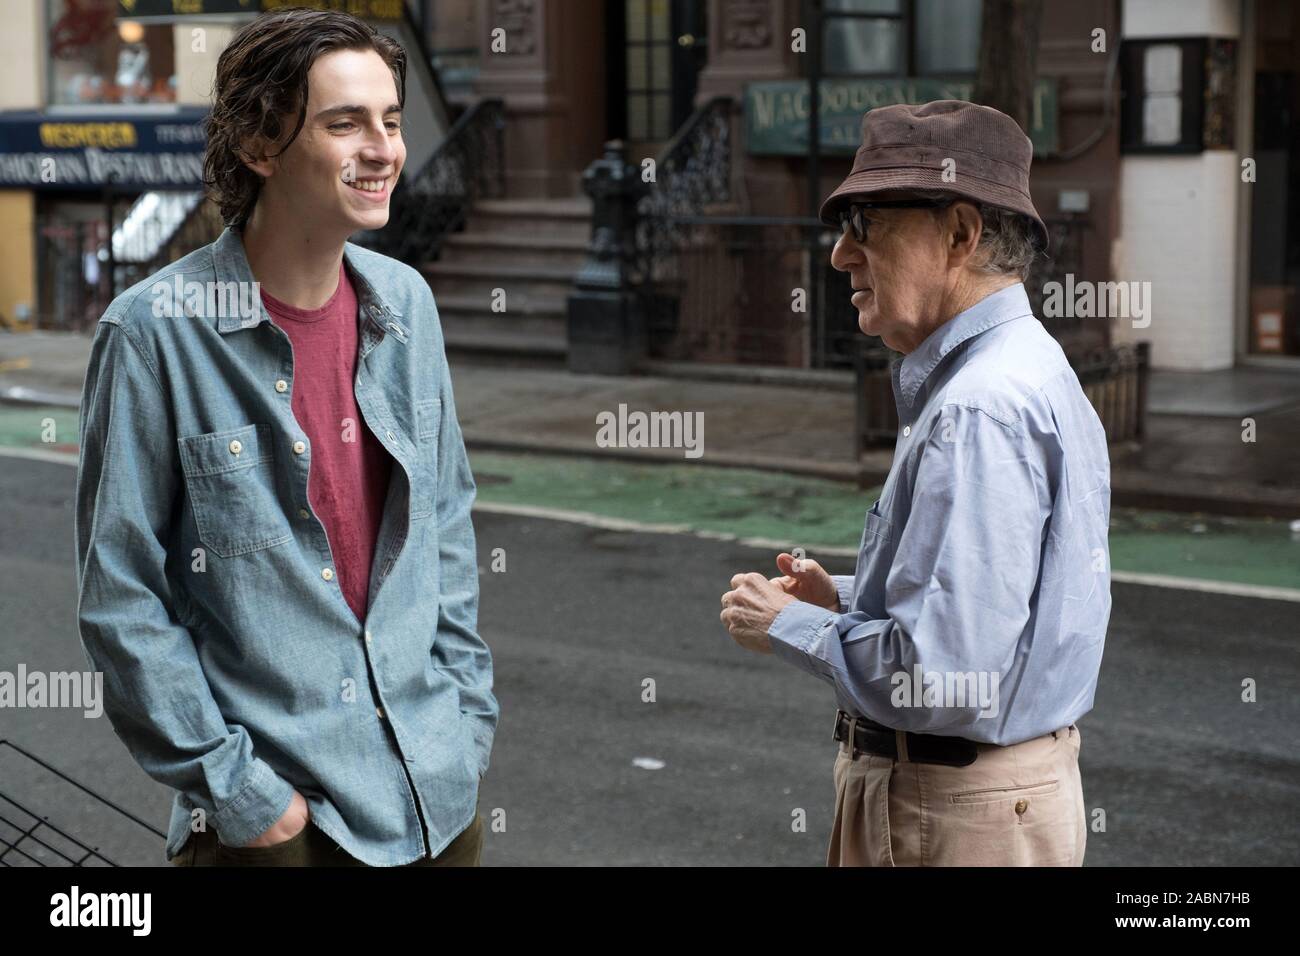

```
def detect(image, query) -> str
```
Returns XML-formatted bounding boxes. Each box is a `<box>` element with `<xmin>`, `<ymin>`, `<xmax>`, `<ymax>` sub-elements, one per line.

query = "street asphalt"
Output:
<box><xmin>1</xmin><ymin>452</ymin><xmax>1297</xmax><ymax>866</ymax></box>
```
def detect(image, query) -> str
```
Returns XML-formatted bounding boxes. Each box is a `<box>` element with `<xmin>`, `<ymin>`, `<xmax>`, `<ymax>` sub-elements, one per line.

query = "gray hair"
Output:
<box><xmin>908</xmin><ymin>189</ymin><xmax>1041</xmax><ymax>281</ymax></box>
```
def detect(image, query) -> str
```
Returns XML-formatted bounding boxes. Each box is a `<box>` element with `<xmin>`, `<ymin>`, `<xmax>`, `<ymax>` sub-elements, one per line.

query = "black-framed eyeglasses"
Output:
<box><xmin>837</xmin><ymin>198</ymin><xmax>954</xmax><ymax>244</ymax></box>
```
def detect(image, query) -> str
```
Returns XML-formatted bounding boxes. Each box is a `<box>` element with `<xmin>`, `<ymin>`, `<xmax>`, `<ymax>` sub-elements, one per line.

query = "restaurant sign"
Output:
<box><xmin>0</xmin><ymin>108</ymin><xmax>208</xmax><ymax>190</ymax></box>
<box><xmin>117</xmin><ymin>0</ymin><xmax>403</xmax><ymax>19</ymax></box>
<box><xmin>745</xmin><ymin>78</ymin><xmax>1058</xmax><ymax>157</ymax></box>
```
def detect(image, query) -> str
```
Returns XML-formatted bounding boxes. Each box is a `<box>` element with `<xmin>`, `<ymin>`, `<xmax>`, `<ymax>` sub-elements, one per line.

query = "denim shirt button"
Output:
<box><xmin>385</xmin><ymin>430</ymin><xmax>395</xmax><ymax>442</ymax></box>
<box><xmin>298</xmin><ymin>508</ymin><xmax>309</xmax><ymax>519</ymax></box>
<box><xmin>902</xmin><ymin>425</ymin><xmax>911</xmax><ymax>437</ymax></box>
<box><xmin>364</xmin><ymin>629</ymin><xmax>373</xmax><ymax>643</ymax></box>
<box><xmin>376</xmin><ymin>707</ymin><xmax>384</xmax><ymax>720</ymax></box>
<box><xmin>228</xmin><ymin>439</ymin><xmax>242</xmax><ymax>455</ymax></box>
<box><xmin>275</xmin><ymin>379</ymin><xmax>288</xmax><ymax>393</ymax></box>
<box><xmin>322</xmin><ymin>567</ymin><xmax>333</xmax><ymax>581</ymax></box>
<box><xmin>293</xmin><ymin>440</ymin><xmax>306</xmax><ymax>455</ymax></box>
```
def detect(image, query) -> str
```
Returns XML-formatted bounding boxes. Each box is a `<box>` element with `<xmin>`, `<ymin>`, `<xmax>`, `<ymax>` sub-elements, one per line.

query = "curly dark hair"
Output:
<box><xmin>202</xmin><ymin>7</ymin><xmax>407</xmax><ymax>229</ymax></box>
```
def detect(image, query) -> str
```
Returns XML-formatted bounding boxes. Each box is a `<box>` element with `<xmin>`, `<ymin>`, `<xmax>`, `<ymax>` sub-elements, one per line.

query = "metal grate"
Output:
<box><xmin>0</xmin><ymin>740</ymin><xmax>166</xmax><ymax>867</ymax></box>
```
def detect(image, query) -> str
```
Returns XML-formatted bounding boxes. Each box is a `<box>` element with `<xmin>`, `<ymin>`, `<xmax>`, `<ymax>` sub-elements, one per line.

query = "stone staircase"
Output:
<box><xmin>420</xmin><ymin>197</ymin><xmax>592</xmax><ymax>366</ymax></box>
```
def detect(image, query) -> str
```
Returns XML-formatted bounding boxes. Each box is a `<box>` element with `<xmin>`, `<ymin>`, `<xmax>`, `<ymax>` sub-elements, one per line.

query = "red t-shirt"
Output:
<box><xmin>262</xmin><ymin>261</ymin><xmax>394</xmax><ymax>625</ymax></box>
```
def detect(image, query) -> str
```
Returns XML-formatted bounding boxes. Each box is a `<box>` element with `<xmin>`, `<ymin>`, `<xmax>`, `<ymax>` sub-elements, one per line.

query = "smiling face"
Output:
<box><xmin>829</xmin><ymin>191</ymin><xmax>959</xmax><ymax>353</ymax></box>
<box><xmin>248</xmin><ymin>47</ymin><xmax>406</xmax><ymax>242</ymax></box>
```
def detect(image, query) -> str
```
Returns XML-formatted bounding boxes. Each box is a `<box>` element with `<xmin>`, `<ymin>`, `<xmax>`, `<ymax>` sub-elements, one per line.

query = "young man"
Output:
<box><xmin>74</xmin><ymin>8</ymin><xmax>497</xmax><ymax>866</ymax></box>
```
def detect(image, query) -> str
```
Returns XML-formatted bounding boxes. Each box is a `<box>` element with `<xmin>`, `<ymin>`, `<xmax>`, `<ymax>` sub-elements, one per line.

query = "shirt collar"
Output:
<box><xmin>211</xmin><ymin>226</ymin><xmax>407</xmax><ymax>339</ymax></box>
<box><xmin>894</xmin><ymin>282</ymin><xmax>1034</xmax><ymax>409</ymax></box>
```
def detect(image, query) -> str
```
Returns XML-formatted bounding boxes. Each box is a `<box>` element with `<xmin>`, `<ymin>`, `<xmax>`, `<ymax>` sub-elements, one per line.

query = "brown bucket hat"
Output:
<box><xmin>819</xmin><ymin>99</ymin><xmax>1049</xmax><ymax>252</ymax></box>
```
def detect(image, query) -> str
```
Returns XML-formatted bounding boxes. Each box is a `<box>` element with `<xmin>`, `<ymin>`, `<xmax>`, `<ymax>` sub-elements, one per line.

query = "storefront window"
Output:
<box><xmin>48</xmin><ymin>0</ymin><xmax>177</xmax><ymax>106</ymax></box>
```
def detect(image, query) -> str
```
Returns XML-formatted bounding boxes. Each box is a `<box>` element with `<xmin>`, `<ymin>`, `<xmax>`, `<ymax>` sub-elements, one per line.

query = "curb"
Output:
<box><xmin>462</xmin><ymin>434</ymin><xmax>1300</xmax><ymax>518</ymax></box>
<box><xmin>462</xmin><ymin>430</ymin><xmax>890</xmax><ymax>485</ymax></box>
<box><xmin>0</xmin><ymin>386</ymin><xmax>81</xmax><ymax>409</ymax></box>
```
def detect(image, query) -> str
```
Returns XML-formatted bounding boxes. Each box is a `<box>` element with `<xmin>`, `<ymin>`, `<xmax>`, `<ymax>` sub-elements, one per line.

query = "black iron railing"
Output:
<box><xmin>353</xmin><ymin>97</ymin><xmax>505</xmax><ymax>265</ymax></box>
<box><xmin>632</xmin><ymin>96</ymin><xmax>734</xmax><ymax>286</ymax></box>
<box><xmin>1069</xmin><ymin>341</ymin><xmax>1151</xmax><ymax>442</ymax></box>
<box><xmin>638</xmin><ymin>215</ymin><xmax>817</xmax><ymax>366</ymax></box>
<box><xmin>1028</xmin><ymin>212</ymin><xmax>1093</xmax><ymax>345</ymax></box>
<box><xmin>111</xmin><ymin>191</ymin><xmax>224</xmax><ymax>298</ymax></box>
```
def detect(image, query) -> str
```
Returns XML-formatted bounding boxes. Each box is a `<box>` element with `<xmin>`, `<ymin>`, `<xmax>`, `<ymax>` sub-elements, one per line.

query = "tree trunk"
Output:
<box><xmin>972</xmin><ymin>0</ymin><xmax>1044</xmax><ymax>132</ymax></box>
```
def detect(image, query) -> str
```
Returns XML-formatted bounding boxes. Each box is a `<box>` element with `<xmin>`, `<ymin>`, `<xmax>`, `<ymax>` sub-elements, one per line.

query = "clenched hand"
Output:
<box><xmin>720</xmin><ymin>571</ymin><xmax>796</xmax><ymax>654</ymax></box>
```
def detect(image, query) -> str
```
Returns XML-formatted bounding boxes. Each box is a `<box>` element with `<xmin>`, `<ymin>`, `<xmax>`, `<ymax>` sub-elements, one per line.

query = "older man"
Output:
<box><xmin>720</xmin><ymin>100</ymin><xmax>1110</xmax><ymax>866</ymax></box>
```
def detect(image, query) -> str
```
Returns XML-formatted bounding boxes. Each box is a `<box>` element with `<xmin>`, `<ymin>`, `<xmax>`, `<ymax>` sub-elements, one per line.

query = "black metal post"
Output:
<box><xmin>566</xmin><ymin>141</ymin><xmax>651</xmax><ymax>375</ymax></box>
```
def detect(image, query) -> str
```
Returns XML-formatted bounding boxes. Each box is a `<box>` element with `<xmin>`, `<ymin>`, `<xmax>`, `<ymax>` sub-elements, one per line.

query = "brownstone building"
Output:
<box><xmin>3</xmin><ymin>1</ymin><xmax>1296</xmax><ymax>379</ymax></box>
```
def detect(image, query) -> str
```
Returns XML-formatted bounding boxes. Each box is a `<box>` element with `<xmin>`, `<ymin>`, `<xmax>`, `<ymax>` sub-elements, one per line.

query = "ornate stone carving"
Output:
<box><xmin>492</xmin><ymin>0</ymin><xmax>537</xmax><ymax>55</ymax></box>
<box><xmin>722</xmin><ymin>0</ymin><xmax>773</xmax><ymax>50</ymax></box>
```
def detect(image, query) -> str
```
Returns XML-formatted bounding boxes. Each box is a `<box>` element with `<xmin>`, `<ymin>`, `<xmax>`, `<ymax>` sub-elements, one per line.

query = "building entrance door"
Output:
<box><xmin>608</xmin><ymin>0</ymin><xmax>709</xmax><ymax>150</ymax></box>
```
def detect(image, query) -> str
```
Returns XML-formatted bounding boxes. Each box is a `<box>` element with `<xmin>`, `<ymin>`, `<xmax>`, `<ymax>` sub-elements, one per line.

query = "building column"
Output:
<box><xmin>695</xmin><ymin>0</ymin><xmax>804</xmax><ymax>216</ymax></box>
<box><xmin>1114</xmin><ymin>0</ymin><xmax>1242</xmax><ymax>370</ymax></box>
<box><xmin>0</xmin><ymin>0</ymin><xmax>42</xmax><ymax>329</ymax></box>
<box><xmin>472</xmin><ymin>0</ymin><xmax>607</xmax><ymax>198</ymax></box>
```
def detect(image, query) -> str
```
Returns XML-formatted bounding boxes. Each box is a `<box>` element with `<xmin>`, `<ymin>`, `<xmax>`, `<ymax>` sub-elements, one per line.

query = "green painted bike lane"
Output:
<box><xmin>466</xmin><ymin>451</ymin><xmax>1300</xmax><ymax>592</ymax></box>
<box><xmin>3</xmin><ymin>403</ymin><xmax>1296</xmax><ymax>592</ymax></box>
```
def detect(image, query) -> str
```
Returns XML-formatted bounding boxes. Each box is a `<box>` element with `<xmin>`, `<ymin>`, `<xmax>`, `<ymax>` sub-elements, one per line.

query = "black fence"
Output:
<box><xmin>642</xmin><ymin>217</ymin><xmax>849</xmax><ymax>367</ymax></box>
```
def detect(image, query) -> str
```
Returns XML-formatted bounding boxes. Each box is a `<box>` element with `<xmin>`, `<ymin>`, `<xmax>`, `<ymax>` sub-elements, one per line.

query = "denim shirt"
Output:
<box><xmin>768</xmin><ymin>283</ymin><xmax>1110</xmax><ymax>746</ymax></box>
<box><xmin>73</xmin><ymin>226</ymin><xmax>498</xmax><ymax>865</ymax></box>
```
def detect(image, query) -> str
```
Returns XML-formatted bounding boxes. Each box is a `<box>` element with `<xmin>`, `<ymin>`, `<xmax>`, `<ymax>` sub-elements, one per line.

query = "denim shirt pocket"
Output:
<box><xmin>410</xmin><ymin>399</ymin><xmax>441</xmax><ymax>520</ymax></box>
<box><xmin>177</xmin><ymin>423</ymin><xmax>293</xmax><ymax>558</ymax></box>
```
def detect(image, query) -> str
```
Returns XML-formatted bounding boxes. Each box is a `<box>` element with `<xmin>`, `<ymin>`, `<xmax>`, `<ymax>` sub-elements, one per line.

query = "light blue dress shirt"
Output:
<box><xmin>768</xmin><ymin>282</ymin><xmax>1110</xmax><ymax>746</ymax></box>
<box><xmin>74</xmin><ymin>226</ymin><xmax>497</xmax><ymax>865</ymax></box>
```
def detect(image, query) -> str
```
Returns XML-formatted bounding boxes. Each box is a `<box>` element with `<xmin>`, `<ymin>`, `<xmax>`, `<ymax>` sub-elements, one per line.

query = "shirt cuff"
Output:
<box><xmin>767</xmin><ymin>599</ymin><xmax>838</xmax><ymax>679</ymax></box>
<box><xmin>832</xmin><ymin>575</ymin><xmax>854</xmax><ymax>613</ymax></box>
<box><xmin>208</xmin><ymin>759</ymin><xmax>296</xmax><ymax>848</ymax></box>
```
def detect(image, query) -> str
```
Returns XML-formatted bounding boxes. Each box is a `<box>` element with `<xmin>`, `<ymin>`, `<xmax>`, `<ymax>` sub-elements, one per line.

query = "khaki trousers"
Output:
<box><xmin>828</xmin><ymin>723</ymin><xmax>1086</xmax><ymax>866</ymax></box>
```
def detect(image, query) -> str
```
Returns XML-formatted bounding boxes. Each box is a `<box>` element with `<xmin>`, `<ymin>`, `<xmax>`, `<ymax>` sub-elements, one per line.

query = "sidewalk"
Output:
<box><xmin>3</xmin><ymin>329</ymin><xmax>1299</xmax><ymax>518</ymax></box>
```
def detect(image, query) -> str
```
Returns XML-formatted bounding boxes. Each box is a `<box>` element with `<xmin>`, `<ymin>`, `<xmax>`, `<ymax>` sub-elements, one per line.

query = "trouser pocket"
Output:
<box><xmin>213</xmin><ymin>821</ymin><xmax>315</xmax><ymax>867</ymax></box>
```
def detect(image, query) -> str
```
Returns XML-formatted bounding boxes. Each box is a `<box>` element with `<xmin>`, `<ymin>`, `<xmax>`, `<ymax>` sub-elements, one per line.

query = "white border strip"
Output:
<box><xmin>1109</xmin><ymin>570</ymin><xmax>1300</xmax><ymax>603</ymax></box>
<box><xmin>7</xmin><ymin>449</ymin><xmax>1298</xmax><ymax>602</ymax></box>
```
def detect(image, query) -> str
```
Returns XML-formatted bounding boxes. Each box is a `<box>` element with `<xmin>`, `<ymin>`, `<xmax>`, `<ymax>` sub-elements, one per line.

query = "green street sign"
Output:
<box><xmin>745</xmin><ymin>78</ymin><xmax>1059</xmax><ymax>157</ymax></box>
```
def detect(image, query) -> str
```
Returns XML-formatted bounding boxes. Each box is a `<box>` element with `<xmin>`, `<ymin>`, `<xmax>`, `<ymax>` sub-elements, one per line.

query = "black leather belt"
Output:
<box><xmin>833</xmin><ymin>709</ymin><xmax>979</xmax><ymax>767</ymax></box>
